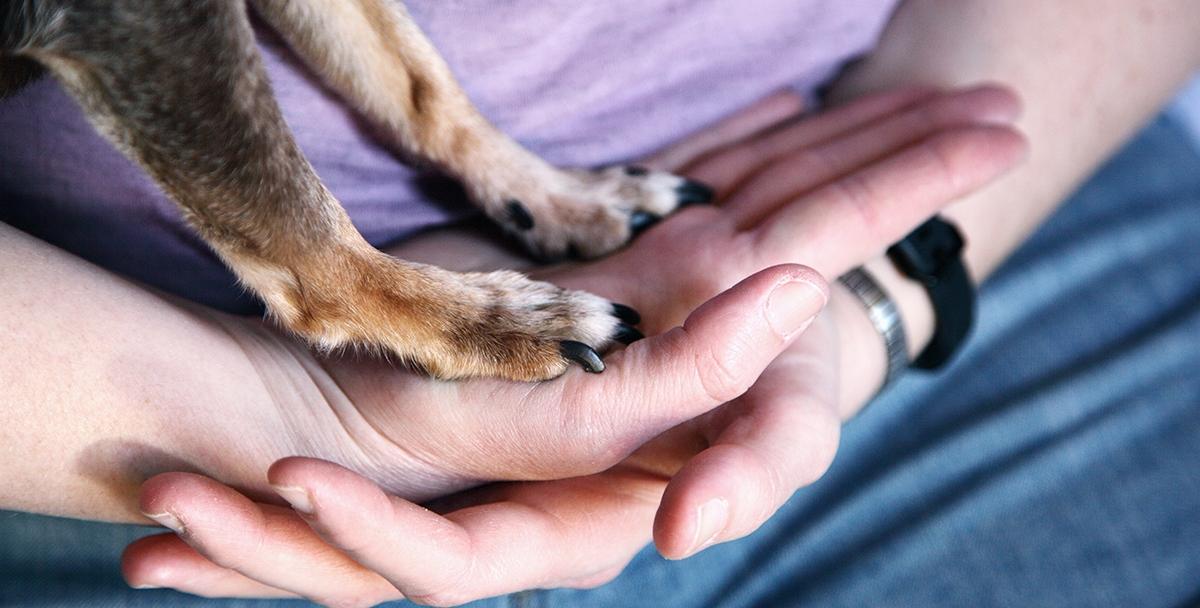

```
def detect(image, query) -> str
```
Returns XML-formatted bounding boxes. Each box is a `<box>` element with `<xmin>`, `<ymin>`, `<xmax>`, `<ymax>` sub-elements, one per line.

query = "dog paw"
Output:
<box><xmin>282</xmin><ymin>253</ymin><xmax>645</xmax><ymax>381</ymax></box>
<box><xmin>494</xmin><ymin>166</ymin><xmax>713</xmax><ymax>260</ymax></box>
<box><xmin>426</xmin><ymin>269</ymin><xmax>644</xmax><ymax>380</ymax></box>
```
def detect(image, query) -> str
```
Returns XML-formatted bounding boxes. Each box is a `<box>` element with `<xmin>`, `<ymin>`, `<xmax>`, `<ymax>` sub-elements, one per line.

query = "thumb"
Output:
<box><xmin>563</xmin><ymin>264</ymin><xmax>829</xmax><ymax>449</ymax></box>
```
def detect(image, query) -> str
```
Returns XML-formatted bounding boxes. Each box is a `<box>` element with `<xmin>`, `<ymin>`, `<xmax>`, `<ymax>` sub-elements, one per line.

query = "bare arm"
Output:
<box><xmin>0</xmin><ymin>222</ymin><xmax>315</xmax><ymax>522</ymax></box>
<box><xmin>0</xmin><ymin>213</ymin><xmax>846</xmax><ymax>526</ymax></box>
<box><xmin>828</xmin><ymin>0</ymin><xmax>1200</xmax><ymax>408</ymax></box>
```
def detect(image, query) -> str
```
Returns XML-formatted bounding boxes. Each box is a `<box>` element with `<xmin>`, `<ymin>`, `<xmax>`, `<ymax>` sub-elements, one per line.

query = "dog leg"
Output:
<box><xmin>10</xmin><ymin>0</ymin><xmax>636</xmax><ymax>380</ymax></box>
<box><xmin>251</xmin><ymin>0</ymin><xmax>713</xmax><ymax>260</ymax></box>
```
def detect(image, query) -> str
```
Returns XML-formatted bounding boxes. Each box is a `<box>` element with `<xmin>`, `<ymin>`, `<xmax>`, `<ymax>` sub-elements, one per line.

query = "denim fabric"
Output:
<box><xmin>3</xmin><ymin>113</ymin><xmax>1199</xmax><ymax>607</ymax></box>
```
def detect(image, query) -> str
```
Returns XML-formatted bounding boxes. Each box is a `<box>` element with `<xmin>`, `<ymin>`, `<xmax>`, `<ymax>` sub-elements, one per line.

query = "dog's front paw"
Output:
<box><xmin>493</xmin><ymin>166</ymin><xmax>713</xmax><ymax>260</ymax></box>
<box><xmin>278</xmin><ymin>253</ymin><xmax>643</xmax><ymax>381</ymax></box>
<box><xmin>427</xmin><ymin>269</ymin><xmax>644</xmax><ymax>380</ymax></box>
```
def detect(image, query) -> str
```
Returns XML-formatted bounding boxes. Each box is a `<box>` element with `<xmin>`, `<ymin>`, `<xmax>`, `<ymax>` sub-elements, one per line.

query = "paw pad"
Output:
<box><xmin>506</xmin><ymin>200</ymin><xmax>535</xmax><ymax>230</ymax></box>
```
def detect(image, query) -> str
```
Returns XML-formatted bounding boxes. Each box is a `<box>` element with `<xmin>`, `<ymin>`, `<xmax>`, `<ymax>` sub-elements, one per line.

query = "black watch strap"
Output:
<box><xmin>886</xmin><ymin>216</ymin><xmax>975</xmax><ymax>370</ymax></box>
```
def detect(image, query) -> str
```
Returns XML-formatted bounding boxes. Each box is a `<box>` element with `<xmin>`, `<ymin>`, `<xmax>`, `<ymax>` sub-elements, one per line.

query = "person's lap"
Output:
<box><xmin>4</xmin><ymin>113</ymin><xmax>1199</xmax><ymax>608</ymax></box>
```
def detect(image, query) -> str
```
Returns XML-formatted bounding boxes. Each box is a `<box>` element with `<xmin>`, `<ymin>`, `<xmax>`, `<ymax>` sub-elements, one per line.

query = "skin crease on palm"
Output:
<box><xmin>113</xmin><ymin>85</ymin><xmax>1028</xmax><ymax>604</ymax></box>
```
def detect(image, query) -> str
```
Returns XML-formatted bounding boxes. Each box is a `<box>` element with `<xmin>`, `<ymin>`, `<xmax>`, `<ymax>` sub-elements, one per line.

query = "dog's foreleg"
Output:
<box><xmin>13</xmin><ymin>0</ymin><xmax>633</xmax><ymax>380</ymax></box>
<box><xmin>252</xmin><ymin>0</ymin><xmax>712</xmax><ymax>260</ymax></box>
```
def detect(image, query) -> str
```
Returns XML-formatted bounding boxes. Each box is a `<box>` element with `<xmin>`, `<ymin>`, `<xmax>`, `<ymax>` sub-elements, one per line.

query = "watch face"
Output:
<box><xmin>888</xmin><ymin>239</ymin><xmax>937</xmax><ymax>278</ymax></box>
<box><xmin>915</xmin><ymin>219</ymin><xmax>965</xmax><ymax>264</ymax></box>
<box><xmin>888</xmin><ymin>217</ymin><xmax>965</xmax><ymax>281</ymax></box>
<box><xmin>886</xmin><ymin>217</ymin><xmax>975</xmax><ymax>370</ymax></box>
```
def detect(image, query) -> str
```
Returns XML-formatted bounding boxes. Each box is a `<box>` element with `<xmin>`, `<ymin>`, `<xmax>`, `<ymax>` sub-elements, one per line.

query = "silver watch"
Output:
<box><xmin>838</xmin><ymin>267</ymin><xmax>909</xmax><ymax>390</ymax></box>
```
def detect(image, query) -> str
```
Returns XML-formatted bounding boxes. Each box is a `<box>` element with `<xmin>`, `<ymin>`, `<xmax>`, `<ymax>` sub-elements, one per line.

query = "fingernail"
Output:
<box><xmin>273</xmin><ymin>485</ymin><xmax>315</xmax><ymax>515</ymax></box>
<box><xmin>142</xmin><ymin>511</ymin><xmax>186</xmax><ymax>535</ymax></box>
<box><xmin>765</xmin><ymin>279</ymin><xmax>826</xmax><ymax>339</ymax></box>
<box><xmin>688</xmin><ymin>498</ymin><xmax>729</xmax><ymax>556</ymax></box>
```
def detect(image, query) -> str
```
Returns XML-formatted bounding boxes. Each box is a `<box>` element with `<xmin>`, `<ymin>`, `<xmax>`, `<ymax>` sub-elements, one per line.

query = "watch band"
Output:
<box><xmin>886</xmin><ymin>216</ymin><xmax>975</xmax><ymax>369</ymax></box>
<box><xmin>838</xmin><ymin>267</ymin><xmax>909</xmax><ymax>388</ymax></box>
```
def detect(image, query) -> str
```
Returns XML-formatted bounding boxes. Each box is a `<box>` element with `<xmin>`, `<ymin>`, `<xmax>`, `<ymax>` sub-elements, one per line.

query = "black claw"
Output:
<box><xmin>560</xmin><ymin>340</ymin><xmax>605</xmax><ymax>373</ymax></box>
<box><xmin>629</xmin><ymin>211</ymin><xmax>660</xmax><ymax>236</ymax></box>
<box><xmin>676</xmin><ymin>179</ymin><xmax>715</xmax><ymax>206</ymax></box>
<box><xmin>614</xmin><ymin>323</ymin><xmax>645</xmax><ymax>345</ymax></box>
<box><xmin>611</xmin><ymin>303</ymin><xmax>642</xmax><ymax>325</ymax></box>
<box><xmin>624</xmin><ymin>165</ymin><xmax>650</xmax><ymax>177</ymax></box>
<box><xmin>505</xmin><ymin>200</ymin><xmax>535</xmax><ymax>230</ymax></box>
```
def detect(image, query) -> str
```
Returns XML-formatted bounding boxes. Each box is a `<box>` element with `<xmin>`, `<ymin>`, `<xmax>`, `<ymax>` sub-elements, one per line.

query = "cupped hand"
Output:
<box><xmin>123</xmin><ymin>85</ymin><xmax>1027</xmax><ymax>605</ymax></box>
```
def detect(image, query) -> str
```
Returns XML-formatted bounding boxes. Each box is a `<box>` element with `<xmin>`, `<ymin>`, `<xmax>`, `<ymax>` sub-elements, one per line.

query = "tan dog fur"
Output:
<box><xmin>1</xmin><ymin>0</ymin><xmax>712</xmax><ymax>380</ymax></box>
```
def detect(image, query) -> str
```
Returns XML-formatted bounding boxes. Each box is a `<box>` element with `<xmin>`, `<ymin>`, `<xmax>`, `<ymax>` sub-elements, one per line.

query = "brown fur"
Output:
<box><xmin>1</xmin><ymin>0</ymin><xmax>705</xmax><ymax>380</ymax></box>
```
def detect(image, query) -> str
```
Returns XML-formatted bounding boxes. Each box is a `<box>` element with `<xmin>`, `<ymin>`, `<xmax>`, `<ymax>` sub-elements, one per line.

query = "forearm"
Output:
<box><xmin>0</xmin><ymin>223</ymin><xmax>312</xmax><ymax>523</ymax></box>
<box><xmin>828</xmin><ymin>0</ymin><xmax>1200</xmax><ymax>413</ymax></box>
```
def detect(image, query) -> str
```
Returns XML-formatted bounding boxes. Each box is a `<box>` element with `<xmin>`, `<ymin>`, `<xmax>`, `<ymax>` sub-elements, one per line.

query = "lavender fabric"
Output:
<box><xmin>0</xmin><ymin>0</ymin><xmax>898</xmax><ymax>313</ymax></box>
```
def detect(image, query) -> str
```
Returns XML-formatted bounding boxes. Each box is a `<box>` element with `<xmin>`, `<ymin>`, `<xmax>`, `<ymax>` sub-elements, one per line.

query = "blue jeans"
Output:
<box><xmin>4</xmin><ymin>113</ymin><xmax>1199</xmax><ymax>607</ymax></box>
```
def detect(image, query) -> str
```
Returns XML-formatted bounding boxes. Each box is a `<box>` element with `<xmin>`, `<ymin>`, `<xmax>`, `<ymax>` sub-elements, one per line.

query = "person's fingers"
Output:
<box><xmin>126</xmin><ymin>465</ymin><xmax>660</xmax><ymax>605</ymax></box>
<box><xmin>135</xmin><ymin>472</ymin><xmax>400</xmax><ymax>606</ymax></box>
<box><xmin>752</xmin><ymin>124</ymin><xmax>1028</xmax><ymax>277</ymax></box>
<box><xmin>648</xmin><ymin>116</ymin><xmax>1024</xmax><ymax>555</ymax></box>
<box><xmin>643</xmin><ymin>90</ymin><xmax>806</xmax><ymax>172</ymax></box>
<box><xmin>687</xmin><ymin>87</ymin><xmax>936</xmax><ymax>195</ymax></box>
<box><xmin>652</xmin><ymin>331</ymin><xmax>840</xmax><ymax>559</ymax></box>
<box><xmin>269</xmin><ymin>458</ymin><xmax>661</xmax><ymax>606</ymax></box>
<box><xmin>122</xmin><ymin>534</ymin><xmax>298</xmax><ymax>599</ymax></box>
<box><xmin>530</xmin><ymin>265</ymin><xmax>829</xmax><ymax>477</ymax></box>
<box><xmin>268</xmin><ymin>457</ymin><xmax>470</xmax><ymax>604</ymax></box>
<box><xmin>723</xmin><ymin>85</ymin><xmax>1021</xmax><ymax>228</ymax></box>
<box><xmin>320</xmin><ymin>265</ymin><xmax>830</xmax><ymax>490</ymax></box>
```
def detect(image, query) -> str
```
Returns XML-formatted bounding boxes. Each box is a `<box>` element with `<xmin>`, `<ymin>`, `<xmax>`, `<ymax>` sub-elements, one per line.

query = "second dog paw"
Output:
<box><xmin>493</xmin><ymin>166</ymin><xmax>713</xmax><ymax>260</ymax></box>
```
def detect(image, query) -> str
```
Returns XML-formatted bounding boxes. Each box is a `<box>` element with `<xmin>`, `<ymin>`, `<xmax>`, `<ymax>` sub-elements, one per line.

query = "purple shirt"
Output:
<box><xmin>0</xmin><ymin>0</ymin><xmax>898</xmax><ymax>312</ymax></box>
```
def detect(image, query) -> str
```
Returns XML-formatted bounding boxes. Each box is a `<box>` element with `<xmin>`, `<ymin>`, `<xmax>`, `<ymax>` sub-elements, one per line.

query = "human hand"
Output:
<box><xmin>123</xmin><ymin>85</ymin><xmax>1026</xmax><ymax>604</ymax></box>
<box><xmin>124</xmin><ymin>264</ymin><xmax>827</xmax><ymax>604</ymax></box>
